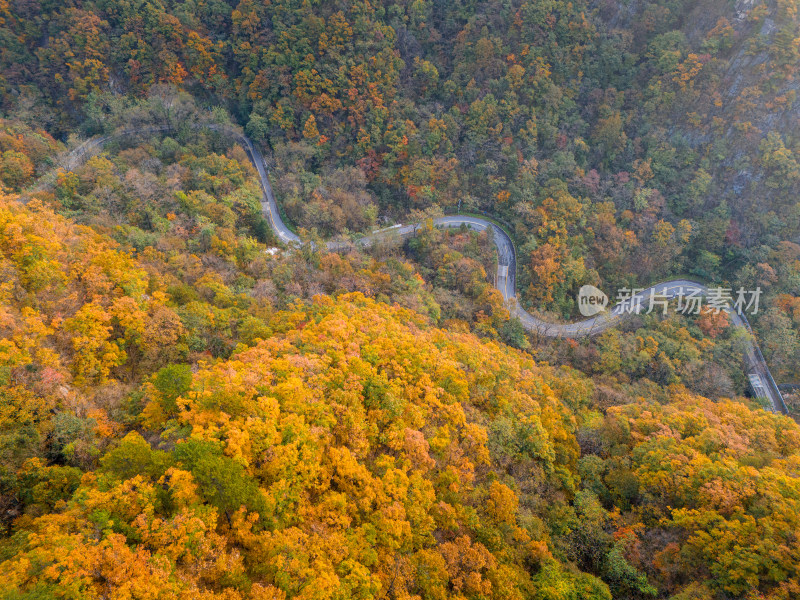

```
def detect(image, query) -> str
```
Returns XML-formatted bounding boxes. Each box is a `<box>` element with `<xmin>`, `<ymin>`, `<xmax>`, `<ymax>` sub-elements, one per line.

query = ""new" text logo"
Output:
<box><xmin>577</xmin><ymin>285</ymin><xmax>608</xmax><ymax>316</ymax></box>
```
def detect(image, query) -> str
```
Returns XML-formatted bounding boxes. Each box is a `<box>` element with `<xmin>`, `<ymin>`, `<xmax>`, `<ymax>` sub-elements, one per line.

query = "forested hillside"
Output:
<box><xmin>2</xmin><ymin>0</ymin><xmax>800</xmax><ymax>597</ymax></box>
<box><xmin>2</xmin><ymin>0</ymin><xmax>800</xmax><ymax>376</ymax></box>
<box><xmin>1</xmin><ymin>192</ymin><xmax>799</xmax><ymax>599</ymax></box>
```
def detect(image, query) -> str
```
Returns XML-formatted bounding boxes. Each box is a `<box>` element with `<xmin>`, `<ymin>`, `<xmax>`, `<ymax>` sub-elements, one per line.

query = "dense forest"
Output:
<box><xmin>1</xmin><ymin>195</ymin><xmax>800</xmax><ymax>599</ymax></box>
<box><xmin>1</xmin><ymin>0</ymin><xmax>800</xmax><ymax>598</ymax></box>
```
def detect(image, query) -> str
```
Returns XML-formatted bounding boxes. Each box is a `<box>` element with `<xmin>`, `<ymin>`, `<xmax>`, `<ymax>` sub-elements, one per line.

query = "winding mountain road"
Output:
<box><xmin>31</xmin><ymin>124</ymin><xmax>789</xmax><ymax>415</ymax></box>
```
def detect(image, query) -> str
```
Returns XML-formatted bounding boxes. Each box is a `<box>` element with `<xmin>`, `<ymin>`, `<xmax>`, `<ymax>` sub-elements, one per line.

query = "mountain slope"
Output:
<box><xmin>1</xmin><ymin>195</ymin><xmax>800</xmax><ymax>598</ymax></box>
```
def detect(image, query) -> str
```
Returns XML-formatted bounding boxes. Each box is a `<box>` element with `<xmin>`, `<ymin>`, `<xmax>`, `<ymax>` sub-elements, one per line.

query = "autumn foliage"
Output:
<box><xmin>1</xmin><ymin>0</ymin><xmax>800</xmax><ymax>595</ymax></box>
<box><xmin>1</xmin><ymin>192</ymin><xmax>800</xmax><ymax>598</ymax></box>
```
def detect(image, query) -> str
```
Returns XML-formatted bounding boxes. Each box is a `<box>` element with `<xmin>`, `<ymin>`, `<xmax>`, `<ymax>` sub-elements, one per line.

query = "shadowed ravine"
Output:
<box><xmin>32</xmin><ymin>125</ymin><xmax>788</xmax><ymax>414</ymax></box>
